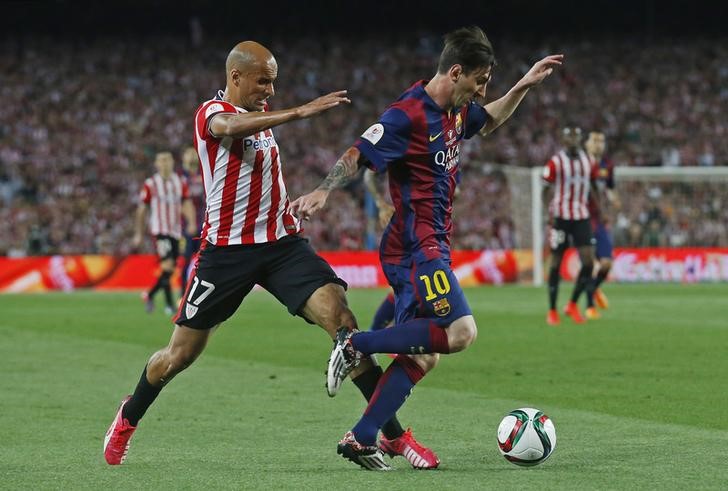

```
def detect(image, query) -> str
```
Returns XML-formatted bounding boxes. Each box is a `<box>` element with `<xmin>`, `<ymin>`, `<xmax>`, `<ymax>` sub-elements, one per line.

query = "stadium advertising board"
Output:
<box><xmin>561</xmin><ymin>248</ymin><xmax>728</xmax><ymax>282</ymax></box>
<box><xmin>4</xmin><ymin>248</ymin><xmax>725</xmax><ymax>292</ymax></box>
<box><xmin>0</xmin><ymin>250</ymin><xmax>519</xmax><ymax>292</ymax></box>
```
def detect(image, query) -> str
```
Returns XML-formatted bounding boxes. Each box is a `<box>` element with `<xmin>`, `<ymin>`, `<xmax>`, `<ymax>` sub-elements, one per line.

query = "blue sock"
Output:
<box><xmin>352</xmin><ymin>318</ymin><xmax>450</xmax><ymax>355</ymax></box>
<box><xmin>352</xmin><ymin>360</ymin><xmax>417</xmax><ymax>446</ymax></box>
<box><xmin>369</xmin><ymin>293</ymin><xmax>395</xmax><ymax>331</ymax></box>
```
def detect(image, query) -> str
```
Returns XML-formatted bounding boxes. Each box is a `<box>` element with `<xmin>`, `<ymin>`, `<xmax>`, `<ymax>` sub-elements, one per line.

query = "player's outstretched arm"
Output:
<box><xmin>210</xmin><ymin>90</ymin><xmax>351</xmax><ymax>139</ymax></box>
<box><xmin>290</xmin><ymin>146</ymin><xmax>367</xmax><ymax>220</ymax></box>
<box><xmin>480</xmin><ymin>54</ymin><xmax>563</xmax><ymax>136</ymax></box>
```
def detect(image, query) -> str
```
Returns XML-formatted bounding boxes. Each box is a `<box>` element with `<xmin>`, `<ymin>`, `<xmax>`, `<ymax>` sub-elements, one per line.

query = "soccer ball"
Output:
<box><xmin>497</xmin><ymin>407</ymin><xmax>556</xmax><ymax>466</ymax></box>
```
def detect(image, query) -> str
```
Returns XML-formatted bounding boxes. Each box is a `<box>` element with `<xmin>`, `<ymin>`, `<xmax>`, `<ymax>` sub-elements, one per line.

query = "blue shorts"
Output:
<box><xmin>593</xmin><ymin>222</ymin><xmax>613</xmax><ymax>259</ymax></box>
<box><xmin>382</xmin><ymin>258</ymin><xmax>472</xmax><ymax>325</ymax></box>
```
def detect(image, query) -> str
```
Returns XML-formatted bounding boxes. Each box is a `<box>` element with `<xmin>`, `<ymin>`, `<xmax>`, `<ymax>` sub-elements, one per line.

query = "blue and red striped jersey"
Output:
<box><xmin>355</xmin><ymin>80</ymin><xmax>489</xmax><ymax>265</ymax></box>
<box><xmin>588</xmin><ymin>156</ymin><xmax>615</xmax><ymax>224</ymax></box>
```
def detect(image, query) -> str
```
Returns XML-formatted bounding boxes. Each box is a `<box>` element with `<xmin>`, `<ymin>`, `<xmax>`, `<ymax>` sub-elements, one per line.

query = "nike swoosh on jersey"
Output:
<box><xmin>428</xmin><ymin>132</ymin><xmax>443</xmax><ymax>142</ymax></box>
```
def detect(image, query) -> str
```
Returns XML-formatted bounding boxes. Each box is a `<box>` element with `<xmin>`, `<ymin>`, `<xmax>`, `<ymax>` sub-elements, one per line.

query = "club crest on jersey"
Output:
<box><xmin>455</xmin><ymin>113</ymin><xmax>463</xmax><ymax>135</ymax></box>
<box><xmin>432</xmin><ymin>298</ymin><xmax>451</xmax><ymax>317</ymax></box>
<box><xmin>361</xmin><ymin>123</ymin><xmax>384</xmax><ymax>145</ymax></box>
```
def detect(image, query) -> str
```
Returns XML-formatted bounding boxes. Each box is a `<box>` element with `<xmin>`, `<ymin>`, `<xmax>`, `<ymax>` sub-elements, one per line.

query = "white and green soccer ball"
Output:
<box><xmin>497</xmin><ymin>407</ymin><xmax>556</xmax><ymax>466</ymax></box>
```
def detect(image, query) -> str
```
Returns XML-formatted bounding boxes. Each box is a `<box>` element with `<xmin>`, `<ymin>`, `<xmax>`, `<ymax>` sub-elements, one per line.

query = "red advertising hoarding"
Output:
<box><xmin>559</xmin><ymin>248</ymin><xmax>728</xmax><ymax>282</ymax></box>
<box><xmin>0</xmin><ymin>250</ymin><xmax>519</xmax><ymax>292</ymax></box>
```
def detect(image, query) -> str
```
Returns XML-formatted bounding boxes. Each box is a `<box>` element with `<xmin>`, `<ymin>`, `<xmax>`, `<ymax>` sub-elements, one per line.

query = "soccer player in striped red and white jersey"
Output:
<box><xmin>133</xmin><ymin>151</ymin><xmax>196</xmax><ymax>316</ymax></box>
<box><xmin>105</xmin><ymin>41</ymin><xmax>434</xmax><ymax>468</ymax></box>
<box><xmin>542</xmin><ymin>126</ymin><xmax>599</xmax><ymax>325</ymax></box>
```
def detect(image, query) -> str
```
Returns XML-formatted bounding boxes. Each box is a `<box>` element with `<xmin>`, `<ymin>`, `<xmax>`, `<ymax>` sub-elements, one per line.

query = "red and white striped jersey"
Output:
<box><xmin>140</xmin><ymin>173</ymin><xmax>189</xmax><ymax>238</ymax></box>
<box><xmin>193</xmin><ymin>94</ymin><xmax>301</xmax><ymax>246</ymax></box>
<box><xmin>542</xmin><ymin>149</ymin><xmax>595</xmax><ymax>220</ymax></box>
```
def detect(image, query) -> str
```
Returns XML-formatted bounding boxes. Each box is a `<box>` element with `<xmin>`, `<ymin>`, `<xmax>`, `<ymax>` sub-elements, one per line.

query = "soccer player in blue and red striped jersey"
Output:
<box><xmin>293</xmin><ymin>26</ymin><xmax>562</xmax><ymax>470</ymax></box>
<box><xmin>585</xmin><ymin>130</ymin><xmax>619</xmax><ymax>312</ymax></box>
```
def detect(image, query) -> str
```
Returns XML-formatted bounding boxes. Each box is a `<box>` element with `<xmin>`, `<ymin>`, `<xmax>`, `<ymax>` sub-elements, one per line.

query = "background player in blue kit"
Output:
<box><xmin>585</xmin><ymin>130</ymin><xmax>619</xmax><ymax>311</ymax></box>
<box><xmin>292</xmin><ymin>26</ymin><xmax>562</xmax><ymax>470</ymax></box>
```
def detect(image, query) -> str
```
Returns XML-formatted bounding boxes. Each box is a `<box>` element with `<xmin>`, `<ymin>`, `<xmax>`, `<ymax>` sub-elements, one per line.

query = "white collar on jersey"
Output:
<box><xmin>215</xmin><ymin>89</ymin><xmax>248</xmax><ymax>113</ymax></box>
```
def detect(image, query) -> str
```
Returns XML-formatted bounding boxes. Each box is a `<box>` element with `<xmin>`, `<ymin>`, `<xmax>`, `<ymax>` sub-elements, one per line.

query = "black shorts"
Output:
<box><xmin>548</xmin><ymin>218</ymin><xmax>595</xmax><ymax>253</ymax></box>
<box><xmin>154</xmin><ymin>235</ymin><xmax>180</xmax><ymax>262</ymax></box>
<box><xmin>173</xmin><ymin>235</ymin><xmax>347</xmax><ymax>330</ymax></box>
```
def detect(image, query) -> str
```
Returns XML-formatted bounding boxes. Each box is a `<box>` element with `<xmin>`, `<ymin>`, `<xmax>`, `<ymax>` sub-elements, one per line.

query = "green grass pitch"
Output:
<box><xmin>1</xmin><ymin>284</ymin><xmax>727</xmax><ymax>489</ymax></box>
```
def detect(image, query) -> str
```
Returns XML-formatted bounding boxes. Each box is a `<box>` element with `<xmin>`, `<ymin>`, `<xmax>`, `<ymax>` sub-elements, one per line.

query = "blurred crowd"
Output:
<box><xmin>1</xmin><ymin>33</ymin><xmax>726</xmax><ymax>256</ymax></box>
<box><xmin>612</xmin><ymin>182</ymin><xmax>728</xmax><ymax>248</ymax></box>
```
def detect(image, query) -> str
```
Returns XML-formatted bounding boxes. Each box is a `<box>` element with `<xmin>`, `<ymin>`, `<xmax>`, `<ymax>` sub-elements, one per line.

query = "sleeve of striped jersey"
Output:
<box><xmin>463</xmin><ymin>102</ymin><xmax>490</xmax><ymax>139</ymax></box>
<box><xmin>197</xmin><ymin>100</ymin><xmax>238</xmax><ymax>140</ymax></box>
<box><xmin>354</xmin><ymin>108</ymin><xmax>411</xmax><ymax>173</ymax></box>
<box><xmin>542</xmin><ymin>159</ymin><xmax>556</xmax><ymax>183</ymax></box>
<box><xmin>139</xmin><ymin>182</ymin><xmax>151</xmax><ymax>204</ymax></box>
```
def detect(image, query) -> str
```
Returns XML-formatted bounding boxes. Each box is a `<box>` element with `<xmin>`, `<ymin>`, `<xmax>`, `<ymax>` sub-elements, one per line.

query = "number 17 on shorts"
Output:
<box><xmin>184</xmin><ymin>276</ymin><xmax>215</xmax><ymax>319</ymax></box>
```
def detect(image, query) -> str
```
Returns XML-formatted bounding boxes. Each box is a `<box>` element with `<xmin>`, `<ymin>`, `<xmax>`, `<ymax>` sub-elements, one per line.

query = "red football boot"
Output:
<box><xmin>103</xmin><ymin>396</ymin><xmax>137</xmax><ymax>465</ymax></box>
<box><xmin>563</xmin><ymin>301</ymin><xmax>586</xmax><ymax>324</ymax></box>
<box><xmin>546</xmin><ymin>309</ymin><xmax>560</xmax><ymax>326</ymax></box>
<box><xmin>379</xmin><ymin>428</ymin><xmax>440</xmax><ymax>469</ymax></box>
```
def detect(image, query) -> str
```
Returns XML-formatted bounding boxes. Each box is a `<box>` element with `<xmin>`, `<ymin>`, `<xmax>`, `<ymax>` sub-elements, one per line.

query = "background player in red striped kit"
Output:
<box><xmin>105</xmin><ymin>40</ymin><xmax>437</xmax><ymax>469</ymax></box>
<box><xmin>293</xmin><ymin>26</ymin><xmax>562</xmax><ymax>470</ymax></box>
<box><xmin>542</xmin><ymin>126</ymin><xmax>599</xmax><ymax>325</ymax></box>
<box><xmin>133</xmin><ymin>151</ymin><xmax>196</xmax><ymax>316</ymax></box>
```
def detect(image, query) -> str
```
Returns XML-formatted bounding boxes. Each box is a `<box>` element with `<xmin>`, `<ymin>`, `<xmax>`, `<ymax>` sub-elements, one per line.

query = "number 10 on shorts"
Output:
<box><xmin>419</xmin><ymin>270</ymin><xmax>451</xmax><ymax>301</ymax></box>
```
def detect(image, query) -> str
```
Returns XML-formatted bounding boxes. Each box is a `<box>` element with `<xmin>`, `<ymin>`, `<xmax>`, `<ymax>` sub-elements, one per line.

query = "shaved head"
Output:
<box><xmin>223</xmin><ymin>41</ymin><xmax>278</xmax><ymax>111</ymax></box>
<box><xmin>226</xmin><ymin>41</ymin><xmax>275</xmax><ymax>74</ymax></box>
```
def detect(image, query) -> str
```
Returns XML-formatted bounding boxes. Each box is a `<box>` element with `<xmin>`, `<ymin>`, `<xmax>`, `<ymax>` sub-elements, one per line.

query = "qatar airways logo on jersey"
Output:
<box><xmin>434</xmin><ymin>145</ymin><xmax>460</xmax><ymax>170</ymax></box>
<box><xmin>243</xmin><ymin>135</ymin><xmax>276</xmax><ymax>151</ymax></box>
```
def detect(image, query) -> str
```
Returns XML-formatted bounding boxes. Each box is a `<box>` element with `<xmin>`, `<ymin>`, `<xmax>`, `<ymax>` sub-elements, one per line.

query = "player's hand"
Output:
<box><xmin>296</xmin><ymin>91</ymin><xmax>351</xmax><ymax>119</ymax></box>
<box><xmin>186</xmin><ymin>224</ymin><xmax>197</xmax><ymax>236</ymax></box>
<box><xmin>518</xmin><ymin>54</ymin><xmax>564</xmax><ymax>89</ymax></box>
<box><xmin>290</xmin><ymin>189</ymin><xmax>330</xmax><ymax>220</ymax></box>
<box><xmin>377</xmin><ymin>202</ymin><xmax>394</xmax><ymax>228</ymax></box>
<box><xmin>132</xmin><ymin>233</ymin><xmax>143</xmax><ymax>249</ymax></box>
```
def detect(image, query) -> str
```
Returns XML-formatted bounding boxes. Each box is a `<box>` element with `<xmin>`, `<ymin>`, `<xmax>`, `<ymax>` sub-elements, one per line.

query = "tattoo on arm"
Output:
<box><xmin>317</xmin><ymin>148</ymin><xmax>361</xmax><ymax>191</ymax></box>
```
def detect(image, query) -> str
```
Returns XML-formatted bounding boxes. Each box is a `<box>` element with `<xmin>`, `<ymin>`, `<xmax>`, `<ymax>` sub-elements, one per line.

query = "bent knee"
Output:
<box><xmin>447</xmin><ymin>317</ymin><xmax>478</xmax><ymax>353</ymax></box>
<box><xmin>320</xmin><ymin>306</ymin><xmax>357</xmax><ymax>338</ymax></box>
<box><xmin>303</xmin><ymin>284</ymin><xmax>357</xmax><ymax>334</ymax></box>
